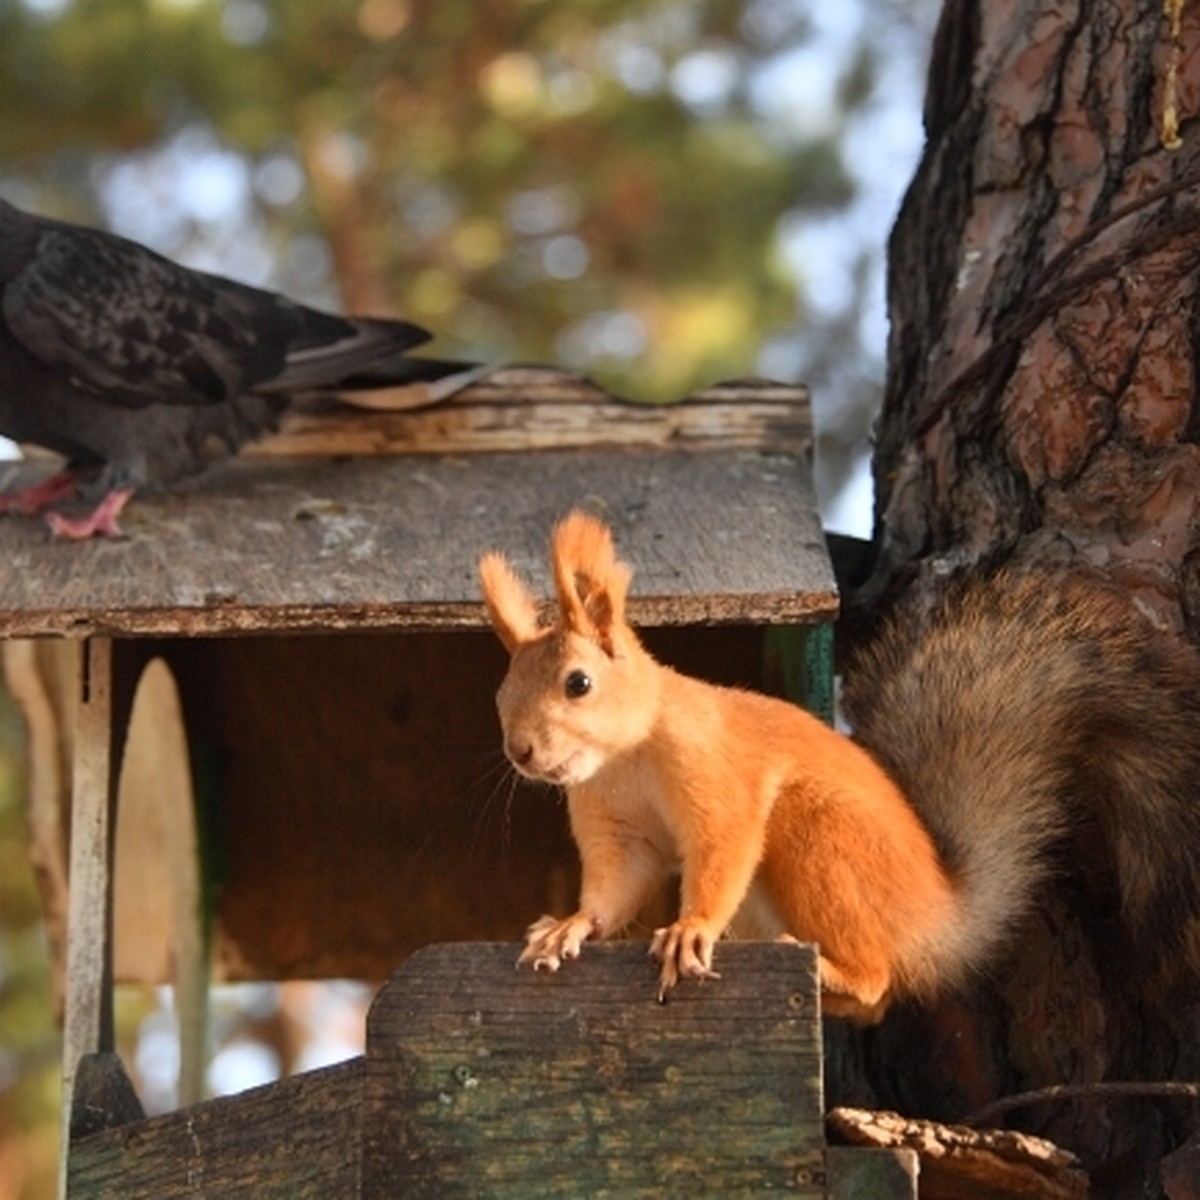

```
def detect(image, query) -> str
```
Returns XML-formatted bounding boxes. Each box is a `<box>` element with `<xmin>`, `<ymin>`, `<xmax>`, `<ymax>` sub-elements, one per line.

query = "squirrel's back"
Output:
<box><xmin>844</xmin><ymin>570</ymin><xmax>1200</xmax><ymax>984</ymax></box>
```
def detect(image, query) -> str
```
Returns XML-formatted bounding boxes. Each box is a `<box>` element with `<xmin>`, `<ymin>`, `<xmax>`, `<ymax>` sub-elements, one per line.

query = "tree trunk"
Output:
<box><xmin>866</xmin><ymin>0</ymin><xmax>1200</xmax><ymax>635</ymax></box>
<box><xmin>835</xmin><ymin>2</ymin><xmax>1200</xmax><ymax>1195</ymax></box>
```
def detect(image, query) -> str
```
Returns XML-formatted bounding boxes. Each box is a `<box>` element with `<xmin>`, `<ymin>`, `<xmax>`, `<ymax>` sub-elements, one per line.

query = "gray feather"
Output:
<box><xmin>0</xmin><ymin>198</ymin><xmax>475</xmax><ymax>495</ymax></box>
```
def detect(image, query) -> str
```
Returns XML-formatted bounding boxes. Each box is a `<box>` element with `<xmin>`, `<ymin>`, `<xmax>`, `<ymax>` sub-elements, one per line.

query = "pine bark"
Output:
<box><xmin>837</xmin><ymin>2</ymin><xmax>1200</xmax><ymax>1194</ymax></box>
<box><xmin>866</xmin><ymin>0</ymin><xmax>1200</xmax><ymax>637</ymax></box>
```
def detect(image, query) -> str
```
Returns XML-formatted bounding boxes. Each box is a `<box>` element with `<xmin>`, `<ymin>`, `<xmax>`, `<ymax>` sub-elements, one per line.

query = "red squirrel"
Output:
<box><xmin>479</xmin><ymin>511</ymin><xmax>1200</xmax><ymax>1022</ymax></box>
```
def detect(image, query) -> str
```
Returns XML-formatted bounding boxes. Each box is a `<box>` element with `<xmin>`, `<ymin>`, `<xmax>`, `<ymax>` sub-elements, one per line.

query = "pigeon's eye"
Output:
<box><xmin>564</xmin><ymin>670</ymin><xmax>593</xmax><ymax>699</ymax></box>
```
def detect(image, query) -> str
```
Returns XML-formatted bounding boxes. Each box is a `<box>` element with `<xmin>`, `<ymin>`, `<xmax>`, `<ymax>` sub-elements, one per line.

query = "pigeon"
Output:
<box><xmin>0</xmin><ymin>197</ymin><xmax>478</xmax><ymax>537</ymax></box>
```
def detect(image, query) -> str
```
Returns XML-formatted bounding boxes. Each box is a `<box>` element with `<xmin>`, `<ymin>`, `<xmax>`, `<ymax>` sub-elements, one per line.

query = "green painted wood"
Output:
<box><xmin>764</xmin><ymin>621</ymin><xmax>836</xmax><ymax>724</ymax></box>
<box><xmin>362</xmin><ymin>941</ymin><xmax>825</xmax><ymax>1198</ymax></box>
<box><xmin>802</xmin><ymin>622</ymin><xmax>837</xmax><ymax>725</ymax></box>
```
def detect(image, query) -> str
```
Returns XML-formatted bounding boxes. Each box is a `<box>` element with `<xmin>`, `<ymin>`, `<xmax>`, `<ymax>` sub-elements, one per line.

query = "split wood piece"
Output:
<box><xmin>256</xmin><ymin>366</ymin><xmax>813</xmax><ymax>458</ymax></box>
<box><xmin>826</xmin><ymin>1106</ymin><xmax>1088</xmax><ymax>1200</ymax></box>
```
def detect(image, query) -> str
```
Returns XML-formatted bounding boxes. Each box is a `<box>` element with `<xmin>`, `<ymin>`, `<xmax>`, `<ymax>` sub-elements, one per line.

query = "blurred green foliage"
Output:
<box><xmin>0</xmin><ymin>0</ymin><xmax>871</xmax><ymax>401</ymax></box>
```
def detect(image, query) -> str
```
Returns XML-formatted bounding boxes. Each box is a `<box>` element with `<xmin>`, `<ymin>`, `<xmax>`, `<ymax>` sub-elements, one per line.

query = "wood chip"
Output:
<box><xmin>826</xmin><ymin>1106</ymin><xmax>1088</xmax><ymax>1200</ymax></box>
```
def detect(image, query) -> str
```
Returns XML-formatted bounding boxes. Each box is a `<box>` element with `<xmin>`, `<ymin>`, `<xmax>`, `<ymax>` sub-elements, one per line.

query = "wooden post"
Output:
<box><xmin>764</xmin><ymin>623</ymin><xmax>836</xmax><ymax>724</ymax></box>
<box><xmin>801</xmin><ymin>623</ymin><xmax>836</xmax><ymax>724</ymax></box>
<box><xmin>60</xmin><ymin>637</ymin><xmax>116</xmax><ymax>1199</ymax></box>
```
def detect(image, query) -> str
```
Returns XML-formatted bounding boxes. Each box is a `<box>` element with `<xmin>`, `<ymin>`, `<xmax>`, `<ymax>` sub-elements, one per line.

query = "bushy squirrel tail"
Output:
<box><xmin>843</xmin><ymin>571</ymin><xmax>1200</xmax><ymax>989</ymax></box>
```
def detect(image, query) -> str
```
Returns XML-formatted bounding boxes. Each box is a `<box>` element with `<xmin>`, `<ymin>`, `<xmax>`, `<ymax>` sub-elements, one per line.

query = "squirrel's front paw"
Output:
<box><xmin>649</xmin><ymin>919</ymin><xmax>721</xmax><ymax>1001</ymax></box>
<box><xmin>518</xmin><ymin>912</ymin><xmax>600</xmax><ymax>973</ymax></box>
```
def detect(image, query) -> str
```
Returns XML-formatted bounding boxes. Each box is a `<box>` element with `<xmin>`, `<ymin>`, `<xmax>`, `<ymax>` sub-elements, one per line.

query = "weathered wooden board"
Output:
<box><xmin>362</xmin><ymin>941</ymin><xmax>825</xmax><ymax>1198</ymax></box>
<box><xmin>0</xmin><ymin>448</ymin><xmax>834</xmax><ymax>639</ymax></box>
<box><xmin>67</xmin><ymin>946</ymin><xmax>917</xmax><ymax>1200</ymax></box>
<box><xmin>0</xmin><ymin>368</ymin><xmax>834</xmax><ymax>638</ymax></box>
<box><xmin>262</xmin><ymin>367</ymin><xmax>814</xmax><ymax>458</ymax></box>
<box><xmin>68</xmin><ymin>1056</ymin><xmax>365</xmax><ymax>1199</ymax></box>
<box><xmin>62</xmin><ymin>637</ymin><xmax>116</xmax><ymax>1153</ymax></box>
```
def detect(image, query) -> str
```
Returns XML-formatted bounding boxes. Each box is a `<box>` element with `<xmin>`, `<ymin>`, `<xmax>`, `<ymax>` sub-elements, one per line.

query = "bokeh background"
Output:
<box><xmin>0</xmin><ymin>1</ymin><xmax>937</xmax><ymax>1194</ymax></box>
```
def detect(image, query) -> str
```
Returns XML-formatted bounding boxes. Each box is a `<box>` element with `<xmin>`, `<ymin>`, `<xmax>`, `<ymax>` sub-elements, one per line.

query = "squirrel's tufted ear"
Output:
<box><xmin>479</xmin><ymin>551</ymin><xmax>541</xmax><ymax>653</ymax></box>
<box><xmin>550</xmin><ymin>511</ymin><xmax>632</xmax><ymax>656</ymax></box>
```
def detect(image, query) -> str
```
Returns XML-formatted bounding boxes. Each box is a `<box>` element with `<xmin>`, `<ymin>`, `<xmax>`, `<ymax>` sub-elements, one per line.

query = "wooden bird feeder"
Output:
<box><xmin>0</xmin><ymin>367</ymin><xmax>911</xmax><ymax>1197</ymax></box>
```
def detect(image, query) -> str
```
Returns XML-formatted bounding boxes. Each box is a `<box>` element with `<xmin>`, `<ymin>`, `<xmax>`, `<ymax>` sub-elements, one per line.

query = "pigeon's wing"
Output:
<box><xmin>253</xmin><ymin>312</ymin><xmax>436</xmax><ymax>394</ymax></box>
<box><xmin>3</xmin><ymin>221</ymin><xmax>284</xmax><ymax>408</ymax></box>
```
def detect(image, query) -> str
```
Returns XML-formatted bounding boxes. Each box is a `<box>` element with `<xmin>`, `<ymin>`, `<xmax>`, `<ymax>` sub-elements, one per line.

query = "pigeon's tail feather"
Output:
<box><xmin>291</xmin><ymin>314</ymin><xmax>432</xmax><ymax>357</ymax></box>
<box><xmin>333</xmin><ymin>353</ymin><xmax>483</xmax><ymax>390</ymax></box>
<box><xmin>263</xmin><ymin>314</ymin><xmax>475</xmax><ymax>395</ymax></box>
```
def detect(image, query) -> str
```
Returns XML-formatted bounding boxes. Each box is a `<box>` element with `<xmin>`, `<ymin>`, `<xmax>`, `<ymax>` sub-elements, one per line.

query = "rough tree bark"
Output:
<box><xmin>868</xmin><ymin>0</ymin><xmax>1200</xmax><ymax>631</ymax></box>
<box><xmin>835</xmin><ymin>2</ymin><xmax>1200</xmax><ymax>1196</ymax></box>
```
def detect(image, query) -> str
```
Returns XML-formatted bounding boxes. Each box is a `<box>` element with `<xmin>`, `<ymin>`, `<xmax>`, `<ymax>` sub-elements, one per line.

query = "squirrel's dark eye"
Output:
<box><xmin>564</xmin><ymin>669</ymin><xmax>593</xmax><ymax>699</ymax></box>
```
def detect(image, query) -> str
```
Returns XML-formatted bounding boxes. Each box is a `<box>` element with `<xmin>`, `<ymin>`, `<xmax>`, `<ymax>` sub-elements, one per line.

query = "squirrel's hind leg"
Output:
<box><xmin>817</xmin><ymin>953</ymin><xmax>893</xmax><ymax>1025</ymax></box>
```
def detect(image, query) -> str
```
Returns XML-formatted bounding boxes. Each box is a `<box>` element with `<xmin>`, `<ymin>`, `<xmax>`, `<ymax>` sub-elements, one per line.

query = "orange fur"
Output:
<box><xmin>479</xmin><ymin>511</ymin><xmax>956</xmax><ymax>1021</ymax></box>
<box><xmin>478</xmin><ymin>552</ymin><xmax>539</xmax><ymax>652</ymax></box>
<box><xmin>478</xmin><ymin>511</ymin><xmax>1200</xmax><ymax>1021</ymax></box>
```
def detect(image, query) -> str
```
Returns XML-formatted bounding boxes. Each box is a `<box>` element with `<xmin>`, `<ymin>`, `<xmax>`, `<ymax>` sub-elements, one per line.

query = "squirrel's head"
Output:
<box><xmin>479</xmin><ymin>511</ymin><xmax>654</xmax><ymax>786</ymax></box>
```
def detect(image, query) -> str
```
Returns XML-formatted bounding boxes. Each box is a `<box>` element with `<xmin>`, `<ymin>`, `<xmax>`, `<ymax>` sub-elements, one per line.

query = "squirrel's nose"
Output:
<box><xmin>506</xmin><ymin>738</ymin><xmax>534</xmax><ymax>768</ymax></box>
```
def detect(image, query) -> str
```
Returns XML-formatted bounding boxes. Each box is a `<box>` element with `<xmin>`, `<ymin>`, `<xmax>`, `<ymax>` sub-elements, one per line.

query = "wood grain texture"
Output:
<box><xmin>68</xmin><ymin>1058</ymin><xmax>365</xmax><ymax>1200</ymax></box>
<box><xmin>62</xmin><ymin>639</ymin><xmax>114</xmax><ymax>1136</ymax></box>
<box><xmin>68</xmin><ymin>943</ymin><xmax>837</xmax><ymax>1197</ymax></box>
<box><xmin>0</xmin><ymin>369</ymin><xmax>832</xmax><ymax>638</ymax></box>
<box><xmin>362</xmin><ymin>941</ymin><xmax>824</xmax><ymax>1198</ymax></box>
<box><xmin>826</xmin><ymin>1106</ymin><xmax>1087</xmax><ymax>1200</ymax></box>
<box><xmin>0</xmin><ymin>449</ymin><xmax>834</xmax><ymax>638</ymax></box>
<box><xmin>263</xmin><ymin>367</ymin><xmax>814</xmax><ymax>458</ymax></box>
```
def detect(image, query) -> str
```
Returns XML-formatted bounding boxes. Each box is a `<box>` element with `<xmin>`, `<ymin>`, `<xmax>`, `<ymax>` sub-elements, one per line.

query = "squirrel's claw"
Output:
<box><xmin>649</xmin><ymin>920</ymin><xmax>721</xmax><ymax>1001</ymax></box>
<box><xmin>518</xmin><ymin>912</ymin><xmax>598</xmax><ymax>973</ymax></box>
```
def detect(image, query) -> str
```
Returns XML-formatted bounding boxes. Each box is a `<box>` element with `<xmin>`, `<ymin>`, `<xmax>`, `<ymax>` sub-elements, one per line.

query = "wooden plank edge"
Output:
<box><xmin>68</xmin><ymin>1058</ymin><xmax>365</xmax><ymax>1200</ymax></box>
<box><xmin>0</xmin><ymin>590</ymin><xmax>840</xmax><ymax>641</ymax></box>
<box><xmin>253</xmin><ymin>367</ymin><xmax>813</xmax><ymax>459</ymax></box>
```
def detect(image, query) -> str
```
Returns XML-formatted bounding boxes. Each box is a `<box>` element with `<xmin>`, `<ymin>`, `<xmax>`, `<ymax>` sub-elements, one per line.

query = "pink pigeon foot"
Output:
<box><xmin>0</xmin><ymin>469</ymin><xmax>78</xmax><ymax>515</ymax></box>
<box><xmin>45</xmin><ymin>487</ymin><xmax>134</xmax><ymax>540</ymax></box>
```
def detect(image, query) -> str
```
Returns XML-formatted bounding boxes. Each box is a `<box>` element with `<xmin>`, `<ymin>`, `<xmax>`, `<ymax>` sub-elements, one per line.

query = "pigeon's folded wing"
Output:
<box><xmin>5</xmin><ymin>222</ymin><xmax>292</xmax><ymax>407</ymax></box>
